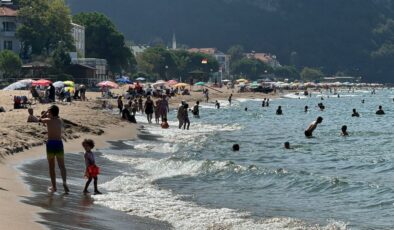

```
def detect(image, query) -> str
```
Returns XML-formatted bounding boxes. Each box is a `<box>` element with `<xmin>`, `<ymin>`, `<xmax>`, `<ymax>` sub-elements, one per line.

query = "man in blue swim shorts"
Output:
<box><xmin>40</xmin><ymin>105</ymin><xmax>70</xmax><ymax>193</ymax></box>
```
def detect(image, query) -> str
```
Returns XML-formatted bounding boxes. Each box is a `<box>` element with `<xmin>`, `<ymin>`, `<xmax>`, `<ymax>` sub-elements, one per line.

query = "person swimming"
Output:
<box><xmin>318</xmin><ymin>103</ymin><xmax>325</xmax><ymax>111</ymax></box>
<box><xmin>276</xmin><ymin>106</ymin><xmax>283</xmax><ymax>115</ymax></box>
<box><xmin>376</xmin><ymin>105</ymin><xmax>385</xmax><ymax>115</ymax></box>
<box><xmin>341</xmin><ymin>125</ymin><xmax>349</xmax><ymax>136</ymax></box>
<box><xmin>352</xmin><ymin>108</ymin><xmax>360</xmax><ymax>117</ymax></box>
<box><xmin>232</xmin><ymin>144</ymin><xmax>240</xmax><ymax>151</ymax></box>
<box><xmin>305</xmin><ymin>116</ymin><xmax>323</xmax><ymax>137</ymax></box>
<box><xmin>284</xmin><ymin>142</ymin><xmax>291</xmax><ymax>149</ymax></box>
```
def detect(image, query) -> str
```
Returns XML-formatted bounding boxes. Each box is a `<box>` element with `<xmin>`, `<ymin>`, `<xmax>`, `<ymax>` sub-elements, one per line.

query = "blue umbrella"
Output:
<box><xmin>115</xmin><ymin>77</ymin><xmax>132</xmax><ymax>84</ymax></box>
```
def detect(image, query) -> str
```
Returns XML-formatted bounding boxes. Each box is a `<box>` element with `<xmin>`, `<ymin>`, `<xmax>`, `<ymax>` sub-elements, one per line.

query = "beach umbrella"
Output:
<box><xmin>53</xmin><ymin>81</ymin><xmax>65</xmax><ymax>88</ymax></box>
<box><xmin>64</xmin><ymin>86</ymin><xmax>75</xmax><ymax>93</ymax></box>
<box><xmin>63</xmin><ymin>80</ymin><xmax>75</xmax><ymax>87</ymax></box>
<box><xmin>96</xmin><ymin>81</ymin><xmax>119</xmax><ymax>88</ymax></box>
<box><xmin>115</xmin><ymin>76</ymin><xmax>132</xmax><ymax>84</ymax></box>
<box><xmin>156</xmin><ymin>80</ymin><xmax>166</xmax><ymax>83</ymax></box>
<box><xmin>221</xmin><ymin>79</ymin><xmax>230</xmax><ymax>82</ymax></box>
<box><xmin>236</xmin><ymin>78</ymin><xmax>248</xmax><ymax>83</ymax></box>
<box><xmin>167</xmin><ymin>79</ymin><xmax>178</xmax><ymax>85</ymax></box>
<box><xmin>136</xmin><ymin>77</ymin><xmax>145</xmax><ymax>81</ymax></box>
<box><xmin>3</xmin><ymin>82</ymin><xmax>28</xmax><ymax>90</ymax></box>
<box><xmin>195</xmin><ymin>81</ymin><xmax>205</xmax><ymax>86</ymax></box>
<box><xmin>174</xmin><ymin>83</ymin><xmax>189</xmax><ymax>88</ymax></box>
<box><xmin>18</xmin><ymin>79</ymin><xmax>34</xmax><ymax>85</ymax></box>
<box><xmin>152</xmin><ymin>82</ymin><xmax>166</xmax><ymax>88</ymax></box>
<box><xmin>32</xmin><ymin>79</ymin><xmax>52</xmax><ymax>87</ymax></box>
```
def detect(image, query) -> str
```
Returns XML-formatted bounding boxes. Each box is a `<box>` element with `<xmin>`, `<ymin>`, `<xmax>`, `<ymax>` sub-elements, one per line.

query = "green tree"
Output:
<box><xmin>300</xmin><ymin>67</ymin><xmax>324</xmax><ymax>82</ymax></box>
<box><xmin>231</xmin><ymin>58</ymin><xmax>273</xmax><ymax>80</ymax></box>
<box><xmin>73</xmin><ymin>12</ymin><xmax>136</xmax><ymax>74</ymax></box>
<box><xmin>52</xmin><ymin>41</ymin><xmax>71</xmax><ymax>73</ymax></box>
<box><xmin>274</xmin><ymin>66</ymin><xmax>300</xmax><ymax>81</ymax></box>
<box><xmin>17</xmin><ymin>0</ymin><xmax>73</xmax><ymax>57</ymax></box>
<box><xmin>0</xmin><ymin>50</ymin><xmax>22</xmax><ymax>78</ymax></box>
<box><xmin>227</xmin><ymin>45</ymin><xmax>244</xmax><ymax>63</ymax></box>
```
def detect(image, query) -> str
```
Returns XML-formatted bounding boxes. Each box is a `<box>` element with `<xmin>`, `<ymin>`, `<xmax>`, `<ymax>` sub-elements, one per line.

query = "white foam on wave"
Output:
<box><xmin>282</xmin><ymin>94</ymin><xmax>307</xmax><ymax>99</ymax></box>
<box><xmin>97</xmin><ymin>105</ymin><xmax>347</xmax><ymax>229</ymax></box>
<box><xmin>95</xmin><ymin>172</ymin><xmax>347</xmax><ymax>230</ymax></box>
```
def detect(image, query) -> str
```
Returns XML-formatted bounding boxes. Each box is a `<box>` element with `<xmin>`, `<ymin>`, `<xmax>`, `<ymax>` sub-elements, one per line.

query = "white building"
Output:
<box><xmin>0</xmin><ymin>4</ymin><xmax>20</xmax><ymax>54</ymax></box>
<box><xmin>71</xmin><ymin>22</ymin><xmax>85</xmax><ymax>58</ymax></box>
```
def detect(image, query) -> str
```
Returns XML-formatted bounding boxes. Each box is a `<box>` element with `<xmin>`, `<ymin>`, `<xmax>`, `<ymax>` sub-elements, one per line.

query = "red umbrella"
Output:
<box><xmin>32</xmin><ymin>79</ymin><xmax>52</xmax><ymax>87</ymax></box>
<box><xmin>167</xmin><ymin>79</ymin><xmax>178</xmax><ymax>85</ymax></box>
<box><xmin>96</xmin><ymin>81</ymin><xmax>119</xmax><ymax>88</ymax></box>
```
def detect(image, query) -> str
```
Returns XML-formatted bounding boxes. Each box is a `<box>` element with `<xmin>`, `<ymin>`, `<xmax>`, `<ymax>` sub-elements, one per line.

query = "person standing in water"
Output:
<box><xmin>376</xmin><ymin>105</ymin><xmax>385</xmax><ymax>115</ymax></box>
<box><xmin>144</xmin><ymin>96</ymin><xmax>155</xmax><ymax>123</ymax></box>
<box><xmin>228</xmin><ymin>94</ymin><xmax>233</xmax><ymax>106</ymax></box>
<box><xmin>341</xmin><ymin>125</ymin><xmax>349</xmax><ymax>136</ymax></box>
<box><xmin>82</xmin><ymin>139</ymin><xmax>101</xmax><ymax>195</ymax></box>
<box><xmin>304</xmin><ymin>106</ymin><xmax>309</xmax><ymax>113</ymax></box>
<box><xmin>352</xmin><ymin>109</ymin><xmax>360</xmax><ymax>117</ymax></box>
<box><xmin>39</xmin><ymin>105</ymin><xmax>70</xmax><ymax>193</ymax></box>
<box><xmin>192</xmin><ymin>101</ymin><xmax>200</xmax><ymax>118</ymax></box>
<box><xmin>304</xmin><ymin>116</ymin><xmax>323</xmax><ymax>138</ymax></box>
<box><xmin>276</xmin><ymin>106</ymin><xmax>283</xmax><ymax>115</ymax></box>
<box><xmin>215</xmin><ymin>100</ymin><xmax>220</xmax><ymax>109</ymax></box>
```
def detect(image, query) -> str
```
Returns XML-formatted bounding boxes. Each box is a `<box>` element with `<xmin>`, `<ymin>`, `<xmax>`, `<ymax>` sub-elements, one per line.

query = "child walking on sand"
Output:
<box><xmin>82</xmin><ymin>139</ymin><xmax>102</xmax><ymax>195</ymax></box>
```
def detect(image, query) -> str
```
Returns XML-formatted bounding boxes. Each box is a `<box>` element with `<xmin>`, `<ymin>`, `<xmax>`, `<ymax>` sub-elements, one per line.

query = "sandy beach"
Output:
<box><xmin>0</xmin><ymin>87</ymin><xmax>277</xmax><ymax>229</ymax></box>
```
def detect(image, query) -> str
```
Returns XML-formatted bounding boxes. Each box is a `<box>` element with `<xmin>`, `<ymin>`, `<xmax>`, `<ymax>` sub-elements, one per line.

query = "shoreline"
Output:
<box><xmin>0</xmin><ymin>89</ymin><xmax>279</xmax><ymax>229</ymax></box>
<box><xmin>0</xmin><ymin>123</ymin><xmax>138</xmax><ymax>230</ymax></box>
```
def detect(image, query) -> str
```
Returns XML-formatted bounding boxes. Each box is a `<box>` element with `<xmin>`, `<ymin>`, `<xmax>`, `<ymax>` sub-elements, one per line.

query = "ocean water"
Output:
<box><xmin>93</xmin><ymin>88</ymin><xmax>394</xmax><ymax>229</ymax></box>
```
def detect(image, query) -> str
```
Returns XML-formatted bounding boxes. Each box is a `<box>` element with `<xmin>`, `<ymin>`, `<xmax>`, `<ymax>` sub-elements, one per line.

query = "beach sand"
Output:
<box><xmin>0</xmin><ymin>87</ymin><xmax>278</xmax><ymax>229</ymax></box>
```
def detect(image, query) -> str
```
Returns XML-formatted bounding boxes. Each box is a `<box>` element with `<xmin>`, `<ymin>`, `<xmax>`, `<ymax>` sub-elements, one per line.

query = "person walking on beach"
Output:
<box><xmin>117</xmin><ymin>96</ymin><xmax>123</xmax><ymax>115</ymax></box>
<box><xmin>144</xmin><ymin>96</ymin><xmax>154</xmax><ymax>123</ymax></box>
<box><xmin>82</xmin><ymin>139</ymin><xmax>102</xmax><ymax>195</ymax></box>
<box><xmin>376</xmin><ymin>105</ymin><xmax>385</xmax><ymax>115</ymax></box>
<box><xmin>39</xmin><ymin>105</ymin><xmax>69</xmax><ymax>193</ymax></box>
<box><xmin>154</xmin><ymin>99</ymin><xmax>161</xmax><ymax>124</ymax></box>
<box><xmin>304</xmin><ymin>116</ymin><xmax>323</xmax><ymax>138</ymax></box>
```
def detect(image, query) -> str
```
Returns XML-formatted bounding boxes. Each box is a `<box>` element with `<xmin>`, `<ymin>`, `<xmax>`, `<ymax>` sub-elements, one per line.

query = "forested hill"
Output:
<box><xmin>67</xmin><ymin>0</ymin><xmax>394</xmax><ymax>82</ymax></box>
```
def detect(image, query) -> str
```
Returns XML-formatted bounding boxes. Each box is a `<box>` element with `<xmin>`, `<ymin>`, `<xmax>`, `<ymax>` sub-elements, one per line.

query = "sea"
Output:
<box><xmin>22</xmin><ymin>88</ymin><xmax>394</xmax><ymax>229</ymax></box>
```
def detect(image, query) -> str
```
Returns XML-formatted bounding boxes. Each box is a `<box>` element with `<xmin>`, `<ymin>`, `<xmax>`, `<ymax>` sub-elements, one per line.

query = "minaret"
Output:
<box><xmin>172</xmin><ymin>33</ymin><xmax>177</xmax><ymax>50</ymax></box>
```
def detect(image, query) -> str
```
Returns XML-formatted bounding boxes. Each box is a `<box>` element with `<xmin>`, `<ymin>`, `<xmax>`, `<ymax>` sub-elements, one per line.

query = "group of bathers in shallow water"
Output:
<box><xmin>233</xmin><ymin>97</ymin><xmax>388</xmax><ymax>151</ymax></box>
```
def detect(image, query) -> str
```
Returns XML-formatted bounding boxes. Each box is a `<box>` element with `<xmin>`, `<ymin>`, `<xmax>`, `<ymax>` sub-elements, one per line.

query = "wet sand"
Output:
<box><xmin>20</xmin><ymin>141</ymin><xmax>171</xmax><ymax>230</ymax></box>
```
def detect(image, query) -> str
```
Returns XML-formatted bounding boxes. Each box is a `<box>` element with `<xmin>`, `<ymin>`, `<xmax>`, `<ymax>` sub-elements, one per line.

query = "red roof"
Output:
<box><xmin>0</xmin><ymin>6</ymin><xmax>17</xmax><ymax>17</ymax></box>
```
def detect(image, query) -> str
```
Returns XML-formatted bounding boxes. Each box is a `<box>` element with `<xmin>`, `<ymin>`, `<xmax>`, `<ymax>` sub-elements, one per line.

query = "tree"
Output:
<box><xmin>231</xmin><ymin>58</ymin><xmax>273</xmax><ymax>80</ymax></box>
<box><xmin>52</xmin><ymin>41</ymin><xmax>71</xmax><ymax>73</ymax></box>
<box><xmin>73</xmin><ymin>12</ymin><xmax>136</xmax><ymax>74</ymax></box>
<box><xmin>300</xmin><ymin>67</ymin><xmax>324</xmax><ymax>82</ymax></box>
<box><xmin>274</xmin><ymin>66</ymin><xmax>300</xmax><ymax>81</ymax></box>
<box><xmin>0</xmin><ymin>50</ymin><xmax>22</xmax><ymax>78</ymax></box>
<box><xmin>227</xmin><ymin>45</ymin><xmax>244</xmax><ymax>63</ymax></box>
<box><xmin>17</xmin><ymin>0</ymin><xmax>73</xmax><ymax>57</ymax></box>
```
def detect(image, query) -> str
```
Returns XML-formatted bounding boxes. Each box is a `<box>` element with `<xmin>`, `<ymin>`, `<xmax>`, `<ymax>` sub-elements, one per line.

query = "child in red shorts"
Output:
<box><xmin>82</xmin><ymin>139</ymin><xmax>102</xmax><ymax>195</ymax></box>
